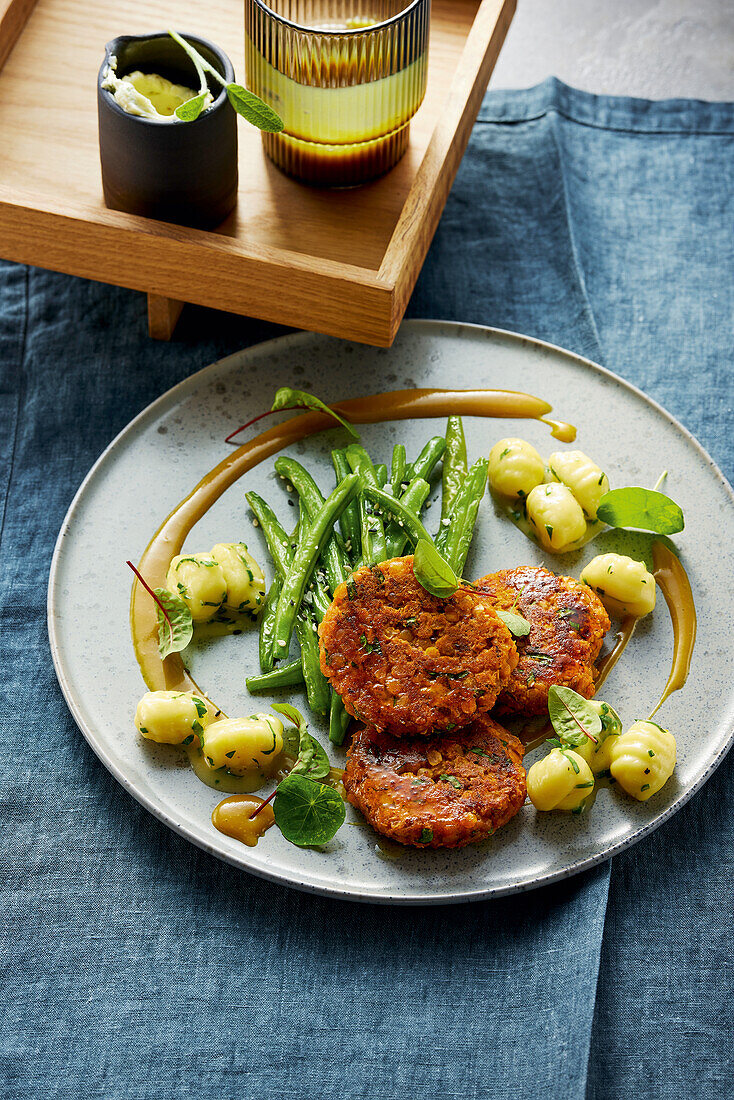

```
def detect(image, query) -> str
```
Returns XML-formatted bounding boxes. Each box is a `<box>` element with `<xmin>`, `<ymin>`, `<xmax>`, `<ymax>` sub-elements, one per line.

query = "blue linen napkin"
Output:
<box><xmin>1</xmin><ymin>79</ymin><xmax>732</xmax><ymax>1099</ymax></box>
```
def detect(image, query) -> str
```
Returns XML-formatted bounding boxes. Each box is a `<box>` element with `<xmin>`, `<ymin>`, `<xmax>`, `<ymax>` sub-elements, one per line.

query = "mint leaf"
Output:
<box><xmin>413</xmin><ymin>539</ymin><xmax>459</xmax><ymax>599</ymax></box>
<box><xmin>596</xmin><ymin>487</ymin><xmax>684</xmax><ymax>534</ymax></box>
<box><xmin>226</xmin><ymin>84</ymin><xmax>284</xmax><ymax>132</ymax></box>
<box><xmin>273</xmin><ymin>774</ymin><xmax>345</xmax><ymax>846</ymax></box>
<box><xmin>271</xmin><ymin>387</ymin><xmax>358</xmax><ymax>439</ymax></box>
<box><xmin>154</xmin><ymin>587</ymin><xmax>193</xmax><ymax>658</ymax></box>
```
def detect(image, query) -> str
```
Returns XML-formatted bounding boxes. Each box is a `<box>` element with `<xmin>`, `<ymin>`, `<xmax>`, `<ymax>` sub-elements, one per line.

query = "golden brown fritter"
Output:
<box><xmin>474</xmin><ymin>565</ymin><xmax>611</xmax><ymax>715</ymax></box>
<box><xmin>318</xmin><ymin>556</ymin><xmax>518</xmax><ymax>736</ymax></box>
<box><xmin>344</xmin><ymin>714</ymin><xmax>526</xmax><ymax>848</ymax></box>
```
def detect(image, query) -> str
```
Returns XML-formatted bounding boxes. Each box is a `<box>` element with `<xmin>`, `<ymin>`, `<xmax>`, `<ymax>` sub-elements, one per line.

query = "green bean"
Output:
<box><xmin>246</xmin><ymin>492</ymin><xmax>292</xmax><ymax>577</ymax></box>
<box><xmin>329</xmin><ymin>691</ymin><xmax>351</xmax><ymax>746</ymax></box>
<box><xmin>274</xmin><ymin>456</ymin><xmax>350</xmax><ymax>595</ymax></box>
<box><xmin>385</xmin><ymin>477</ymin><xmax>431</xmax><ymax>557</ymax></box>
<box><xmin>375</xmin><ymin>464</ymin><xmax>388</xmax><ymax>487</ymax></box>
<box><xmin>405</xmin><ymin>436</ymin><xmax>446</xmax><ymax>484</ymax></box>
<box><xmin>246</xmin><ymin>659</ymin><xmax>304</xmax><ymax>692</ymax></box>
<box><xmin>296</xmin><ymin>607</ymin><xmax>330</xmax><ymax>716</ymax></box>
<box><xmin>258</xmin><ymin>574</ymin><xmax>282</xmax><ymax>672</ymax></box>
<box><xmin>441</xmin><ymin>416</ymin><xmax>468</xmax><ymax>524</ymax></box>
<box><xmin>345</xmin><ymin>444</ymin><xmax>387</xmax><ymax>564</ymax></box>
<box><xmin>442</xmin><ymin>457</ymin><xmax>489</xmax><ymax>574</ymax></box>
<box><xmin>272</xmin><ymin>474</ymin><xmax>360</xmax><ymax>653</ymax></box>
<box><xmin>331</xmin><ymin>449</ymin><xmax>360</xmax><ymax>560</ymax></box>
<box><xmin>362</xmin><ymin>484</ymin><xmax>434</xmax><ymax>550</ymax></box>
<box><xmin>389</xmin><ymin>443</ymin><xmax>406</xmax><ymax>493</ymax></box>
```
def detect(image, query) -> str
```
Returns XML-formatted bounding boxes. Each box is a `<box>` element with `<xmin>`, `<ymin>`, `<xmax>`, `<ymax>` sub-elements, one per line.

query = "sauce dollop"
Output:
<box><xmin>212</xmin><ymin>795</ymin><xmax>275</xmax><ymax>846</ymax></box>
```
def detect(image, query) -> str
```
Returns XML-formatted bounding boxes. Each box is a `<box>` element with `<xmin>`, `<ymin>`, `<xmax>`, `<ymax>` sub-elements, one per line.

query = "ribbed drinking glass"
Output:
<box><xmin>245</xmin><ymin>0</ymin><xmax>431</xmax><ymax>186</ymax></box>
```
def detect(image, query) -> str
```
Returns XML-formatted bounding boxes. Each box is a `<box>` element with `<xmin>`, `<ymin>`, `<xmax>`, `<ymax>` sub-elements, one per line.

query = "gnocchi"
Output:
<box><xmin>609</xmin><ymin>720</ymin><xmax>676</xmax><ymax>801</ymax></box>
<box><xmin>166</xmin><ymin>553</ymin><xmax>227</xmax><ymax>622</ymax></box>
<box><xmin>135</xmin><ymin>690</ymin><xmax>214</xmax><ymax>745</ymax></box>
<box><xmin>580</xmin><ymin>553</ymin><xmax>656</xmax><ymax>618</ymax></box>
<box><xmin>526</xmin><ymin>482</ymin><xmax>587</xmax><ymax>552</ymax></box>
<box><xmin>548</xmin><ymin>450</ymin><xmax>609</xmax><ymax>519</ymax></box>
<box><xmin>211</xmin><ymin>542</ymin><xmax>266</xmax><ymax>615</ymax></box>
<box><xmin>526</xmin><ymin>748</ymin><xmax>595</xmax><ymax>811</ymax></box>
<box><xmin>488</xmin><ymin>438</ymin><xmax>546</xmax><ymax>499</ymax></box>
<box><xmin>201</xmin><ymin>714</ymin><xmax>284</xmax><ymax>776</ymax></box>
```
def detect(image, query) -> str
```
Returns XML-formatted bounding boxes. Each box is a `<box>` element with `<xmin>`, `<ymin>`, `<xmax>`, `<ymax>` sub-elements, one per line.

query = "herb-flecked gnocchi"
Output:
<box><xmin>548</xmin><ymin>450</ymin><xmax>609</xmax><ymax>519</ymax></box>
<box><xmin>526</xmin><ymin>482</ymin><xmax>587</xmax><ymax>552</ymax></box>
<box><xmin>487</xmin><ymin>437</ymin><xmax>545</xmax><ymax>499</ymax></box>
<box><xmin>166</xmin><ymin>553</ymin><xmax>228</xmax><ymax>621</ymax></box>
<box><xmin>135</xmin><ymin>690</ymin><xmax>214</xmax><ymax>744</ymax></box>
<box><xmin>526</xmin><ymin>748</ymin><xmax>595</xmax><ymax>811</ymax></box>
<box><xmin>580</xmin><ymin>553</ymin><xmax>656</xmax><ymax>618</ymax></box>
<box><xmin>609</xmin><ymin>720</ymin><xmax>676</xmax><ymax>801</ymax></box>
<box><xmin>201</xmin><ymin>714</ymin><xmax>284</xmax><ymax>776</ymax></box>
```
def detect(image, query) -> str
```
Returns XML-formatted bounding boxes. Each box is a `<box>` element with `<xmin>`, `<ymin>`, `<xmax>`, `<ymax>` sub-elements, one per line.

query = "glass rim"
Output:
<box><xmin>249</xmin><ymin>0</ymin><xmax>425</xmax><ymax>35</ymax></box>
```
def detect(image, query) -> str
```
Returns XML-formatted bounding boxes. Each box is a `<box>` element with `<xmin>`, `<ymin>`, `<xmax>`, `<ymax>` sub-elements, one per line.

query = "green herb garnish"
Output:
<box><xmin>596</xmin><ymin>486</ymin><xmax>684</xmax><ymax>534</ymax></box>
<box><xmin>548</xmin><ymin>685</ymin><xmax>601</xmax><ymax>748</ymax></box>
<box><xmin>168</xmin><ymin>30</ymin><xmax>284</xmax><ymax>131</ymax></box>
<box><xmin>271</xmin><ymin>387</ymin><xmax>358</xmax><ymax>439</ymax></box>
<box><xmin>412</xmin><ymin>539</ymin><xmax>460</xmax><ymax>598</ymax></box>
<box><xmin>273</xmin><ymin>774</ymin><xmax>345</xmax><ymax>847</ymax></box>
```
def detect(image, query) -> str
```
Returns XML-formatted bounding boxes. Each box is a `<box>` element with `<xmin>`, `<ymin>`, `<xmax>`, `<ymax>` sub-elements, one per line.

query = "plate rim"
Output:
<box><xmin>47</xmin><ymin>319</ymin><xmax>734</xmax><ymax>905</ymax></box>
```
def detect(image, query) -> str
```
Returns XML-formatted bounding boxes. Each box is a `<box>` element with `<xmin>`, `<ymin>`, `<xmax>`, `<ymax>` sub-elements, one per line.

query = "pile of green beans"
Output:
<box><xmin>244</xmin><ymin>417</ymin><xmax>488</xmax><ymax>744</ymax></box>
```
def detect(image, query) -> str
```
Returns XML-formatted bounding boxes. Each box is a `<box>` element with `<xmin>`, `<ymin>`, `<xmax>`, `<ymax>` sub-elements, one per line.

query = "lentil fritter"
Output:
<box><xmin>318</xmin><ymin>556</ymin><xmax>518</xmax><ymax>736</ymax></box>
<box><xmin>474</xmin><ymin>565</ymin><xmax>611</xmax><ymax>715</ymax></box>
<box><xmin>344</xmin><ymin>714</ymin><xmax>526</xmax><ymax>848</ymax></box>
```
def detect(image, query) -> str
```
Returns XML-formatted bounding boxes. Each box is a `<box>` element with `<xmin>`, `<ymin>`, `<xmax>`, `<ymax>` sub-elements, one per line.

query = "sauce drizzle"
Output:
<box><xmin>594</xmin><ymin>616</ymin><xmax>637</xmax><ymax>693</ymax></box>
<box><xmin>649</xmin><ymin>541</ymin><xmax>697</xmax><ymax>717</ymax></box>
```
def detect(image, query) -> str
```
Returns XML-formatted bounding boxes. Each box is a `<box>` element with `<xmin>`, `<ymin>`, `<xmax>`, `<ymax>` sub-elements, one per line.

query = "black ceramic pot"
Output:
<box><xmin>98</xmin><ymin>31</ymin><xmax>238</xmax><ymax>229</ymax></box>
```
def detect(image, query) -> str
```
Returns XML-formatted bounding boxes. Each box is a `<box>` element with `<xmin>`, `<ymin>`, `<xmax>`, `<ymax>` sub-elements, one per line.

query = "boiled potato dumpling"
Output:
<box><xmin>166</xmin><ymin>553</ymin><xmax>227</xmax><ymax>622</ymax></box>
<box><xmin>201</xmin><ymin>714</ymin><xmax>284</xmax><ymax>776</ymax></box>
<box><xmin>135</xmin><ymin>690</ymin><xmax>214</xmax><ymax>745</ymax></box>
<box><xmin>548</xmin><ymin>450</ymin><xmax>609</xmax><ymax>519</ymax></box>
<box><xmin>211</xmin><ymin>542</ymin><xmax>266</xmax><ymax>615</ymax></box>
<box><xmin>526</xmin><ymin>748</ymin><xmax>595</xmax><ymax>811</ymax></box>
<box><xmin>488</xmin><ymin>438</ymin><xmax>546</xmax><ymax>499</ymax></box>
<box><xmin>580</xmin><ymin>553</ymin><xmax>656</xmax><ymax>618</ymax></box>
<box><xmin>526</xmin><ymin>482</ymin><xmax>587</xmax><ymax>552</ymax></box>
<box><xmin>609</xmin><ymin>720</ymin><xmax>676</xmax><ymax>801</ymax></box>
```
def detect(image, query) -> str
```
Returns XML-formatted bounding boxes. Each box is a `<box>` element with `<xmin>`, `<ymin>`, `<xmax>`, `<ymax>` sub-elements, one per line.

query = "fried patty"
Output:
<box><xmin>344</xmin><ymin>714</ymin><xmax>526</xmax><ymax>848</ymax></box>
<box><xmin>318</xmin><ymin>556</ymin><xmax>518</xmax><ymax>736</ymax></box>
<box><xmin>474</xmin><ymin>565</ymin><xmax>611</xmax><ymax>715</ymax></box>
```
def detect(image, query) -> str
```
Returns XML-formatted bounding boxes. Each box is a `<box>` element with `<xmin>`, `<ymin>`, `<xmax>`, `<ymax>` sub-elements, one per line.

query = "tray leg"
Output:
<box><xmin>147</xmin><ymin>294</ymin><xmax>184</xmax><ymax>340</ymax></box>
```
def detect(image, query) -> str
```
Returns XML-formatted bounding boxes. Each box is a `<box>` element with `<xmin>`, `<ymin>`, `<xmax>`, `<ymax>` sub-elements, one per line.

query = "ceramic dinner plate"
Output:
<box><xmin>48</xmin><ymin>322</ymin><xmax>734</xmax><ymax>904</ymax></box>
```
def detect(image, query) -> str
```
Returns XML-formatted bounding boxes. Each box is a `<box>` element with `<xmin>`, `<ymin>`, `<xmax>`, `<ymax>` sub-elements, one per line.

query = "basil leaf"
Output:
<box><xmin>226</xmin><ymin>84</ymin><xmax>284</xmax><ymax>132</ymax></box>
<box><xmin>154</xmin><ymin>588</ymin><xmax>193</xmax><ymax>658</ymax></box>
<box><xmin>271</xmin><ymin>387</ymin><xmax>358</xmax><ymax>439</ymax></box>
<box><xmin>596</xmin><ymin>487</ymin><xmax>684</xmax><ymax>534</ymax></box>
<box><xmin>271</xmin><ymin>703</ymin><xmax>330</xmax><ymax>780</ymax></box>
<box><xmin>413</xmin><ymin>539</ymin><xmax>459</xmax><ymax>598</ymax></box>
<box><xmin>174</xmin><ymin>92</ymin><xmax>208</xmax><ymax>122</ymax></box>
<box><xmin>548</xmin><ymin>685</ymin><xmax>602</xmax><ymax>748</ymax></box>
<box><xmin>274</xmin><ymin>774</ymin><xmax>345</xmax><ymax>847</ymax></box>
<box><xmin>495</xmin><ymin>608</ymin><xmax>531</xmax><ymax>637</ymax></box>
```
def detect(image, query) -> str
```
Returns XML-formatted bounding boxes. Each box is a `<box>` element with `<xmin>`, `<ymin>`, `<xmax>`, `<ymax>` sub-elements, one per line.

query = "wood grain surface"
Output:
<box><xmin>0</xmin><ymin>0</ymin><xmax>514</xmax><ymax>344</ymax></box>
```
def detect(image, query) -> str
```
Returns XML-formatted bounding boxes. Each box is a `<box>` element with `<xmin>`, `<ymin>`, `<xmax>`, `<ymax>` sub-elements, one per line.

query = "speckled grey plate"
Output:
<box><xmin>48</xmin><ymin>322</ymin><xmax>734</xmax><ymax>904</ymax></box>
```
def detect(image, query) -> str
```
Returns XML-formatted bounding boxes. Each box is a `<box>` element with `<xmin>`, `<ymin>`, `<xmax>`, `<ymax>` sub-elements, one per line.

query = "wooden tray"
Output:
<box><xmin>0</xmin><ymin>0</ymin><xmax>514</xmax><ymax>343</ymax></box>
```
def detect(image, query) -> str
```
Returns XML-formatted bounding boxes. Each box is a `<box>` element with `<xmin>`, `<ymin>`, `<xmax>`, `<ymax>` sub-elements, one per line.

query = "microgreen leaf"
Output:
<box><xmin>226</xmin><ymin>84</ymin><xmax>284</xmax><ymax>132</ymax></box>
<box><xmin>149</xmin><ymin>587</ymin><xmax>193</xmax><ymax>657</ymax></box>
<box><xmin>596</xmin><ymin>487</ymin><xmax>684</xmax><ymax>534</ymax></box>
<box><xmin>175</xmin><ymin>92</ymin><xmax>208</xmax><ymax>121</ymax></box>
<box><xmin>271</xmin><ymin>387</ymin><xmax>358</xmax><ymax>439</ymax></box>
<box><xmin>548</xmin><ymin>685</ymin><xmax>601</xmax><ymax>748</ymax></box>
<box><xmin>495</xmin><ymin>608</ymin><xmax>531</xmax><ymax>637</ymax></box>
<box><xmin>271</xmin><ymin>702</ymin><xmax>330</xmax><ymax>780</ymax></box>
<box><xmin>413</xmin><ymin>539</ymin><xmax>459</xmax><ymax>598</ymax></box>
<box><xmin>273</xmin><ymin>773</ymin><xmax>345</xmax><ymax>847</ymax></box>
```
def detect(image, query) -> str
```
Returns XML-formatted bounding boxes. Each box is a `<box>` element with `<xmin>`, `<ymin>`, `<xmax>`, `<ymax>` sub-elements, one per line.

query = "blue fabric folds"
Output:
<box><xmin>1</xmin><ymin>79</ymin><xmax>732</xmax><ymax>1099</ymax></box>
